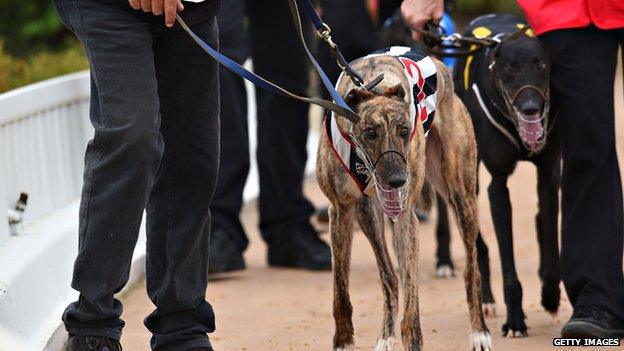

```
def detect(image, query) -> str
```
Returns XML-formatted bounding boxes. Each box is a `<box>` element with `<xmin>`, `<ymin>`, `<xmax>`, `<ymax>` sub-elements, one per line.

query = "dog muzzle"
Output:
<box><xmin>351</xmin><ymin>136</ymin><xmax>411</xmax><ymax>222</ymax></box>
<box><xmin>500</xmin><ymin>83</ymin><xmax>551</xmax><ymax>152</ymax></box>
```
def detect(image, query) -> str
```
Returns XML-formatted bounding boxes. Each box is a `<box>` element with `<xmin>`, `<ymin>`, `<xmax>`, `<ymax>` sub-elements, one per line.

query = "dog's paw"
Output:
<box><xmin>435</xmin><ymin>264</ymin><xmax>455</xmax><ymax>278</ymax></box>
<box><xmin>541</xmin><ymin>280</ymin><xmax>560</xmax><ymax>314</ymax></box>
<box><xmin>334</xmin><ymin>344</ymin><xmax>354</xmax><ymax>351</ymax></box>
<box><xmin>502</xmin><ymin>303</ymin><xmax>528</xmax><ymax>338</ymax></box>
<box><xmin>469</xmin><ymin>331</ymin><xmax>492</xmax><ymax>351</ymax></box>
<box><xmin>483</xmin><ymin>303</ymin><xmax>497</xmax><ymax>318</ymax></box>
<box><xmin>375</xmin><ymin>336</ymin><xmax>396</xmax><ymax>351</ymax></box>
<box><xmin>502</xmin><ymin>321</ymin><xmax>528</xmax><ymax>338</ymax></box>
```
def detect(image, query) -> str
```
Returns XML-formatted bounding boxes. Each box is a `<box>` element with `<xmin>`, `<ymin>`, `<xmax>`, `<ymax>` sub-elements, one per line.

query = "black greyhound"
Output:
<box><xmin>432</xmin><ymin>14</ymin><xmax>562</xmax><ymax>337</ymax></box>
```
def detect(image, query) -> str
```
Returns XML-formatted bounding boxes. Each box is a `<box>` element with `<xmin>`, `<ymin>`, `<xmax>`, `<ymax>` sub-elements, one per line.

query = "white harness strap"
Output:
<box><xmin>471</xmin><ymin>83</ymin><xmax>521</xmax><ymax>151</ymax></box>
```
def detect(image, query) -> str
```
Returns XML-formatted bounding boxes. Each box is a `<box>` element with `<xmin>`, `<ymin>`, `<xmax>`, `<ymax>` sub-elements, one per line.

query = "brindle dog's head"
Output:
<box><xmin>344</xmin><ymin>84</ymin><xmax>412</xmax><ymax>190</ymax></box>
<box><xmin>490</xmin><ymin>34</ymin><xmax>550</xmax><ymax>151</ymax></box>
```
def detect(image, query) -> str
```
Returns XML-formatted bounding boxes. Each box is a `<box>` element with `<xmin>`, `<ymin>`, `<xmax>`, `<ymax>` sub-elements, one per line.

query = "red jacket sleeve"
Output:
<box><xmin>517</xmin><ymin>0</ymin><xmax>624</xmax><ymax>36</ymax></box>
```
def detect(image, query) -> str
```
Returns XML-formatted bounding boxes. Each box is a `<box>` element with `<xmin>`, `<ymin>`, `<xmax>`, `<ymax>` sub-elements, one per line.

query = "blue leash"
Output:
<box><xmin>175</xmin><ymin>0</ymin><xmax>362</xmax><ymax>123</ymax></box>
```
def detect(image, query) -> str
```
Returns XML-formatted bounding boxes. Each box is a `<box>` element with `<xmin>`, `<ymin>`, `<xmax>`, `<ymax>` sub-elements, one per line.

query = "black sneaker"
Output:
<box><xmin>267</xmin><ymin>222</ymin><xmax>332</xmax><ymax>271</ymax></box>
<box><xmin>66</xmin><ymin>335</ymin><xmax>122</xmax><ymax>351</ymax></box>
<box><xmin>209</xmin><ymin>229</ymin><xmax>245</xmax><ymax>274</ymax></box>
<box><xmin>561</xmin><ymin>305</ymin><xmax>624</xmax><ymax>339</ymax></box>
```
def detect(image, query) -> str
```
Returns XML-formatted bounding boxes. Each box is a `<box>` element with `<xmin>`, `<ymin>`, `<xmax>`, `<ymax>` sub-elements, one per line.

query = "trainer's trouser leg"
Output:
<box><xmin>143</xmin><ymin>18</ymin><xmax>220</xmax><ymax>351</ymax></box>
<box><xmin>540</xmin><ymin>27</ymin><xmax>624</xmax><ymax>321</ymax></box>
<box><xmin>210</xmin><ymin>0</ymin><xmax>251</xmax><ymax>251</ymax></box>
<box><xmin>247</xmin><ymin>0</ymin><xmax>315</xmax><ymax>242</ymax></box>
<box><xmin>56</xmin><ymin>0</ymin><xmax>164</xmax><ymax>340</ymax></box>
<box><xmin>318</xmin><ymin>0</ymin><xmax>375</xmax><ymax>99</ymax></box>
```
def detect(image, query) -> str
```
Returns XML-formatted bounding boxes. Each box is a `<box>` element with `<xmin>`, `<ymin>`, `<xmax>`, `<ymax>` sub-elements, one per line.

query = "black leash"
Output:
<box><xmin>415</xmin><ymin>21</ymin><xmax>532</xmax><ymax>58</ymax></box>
<box><xmin>414</xmin><ymin>22</ymin><xmax>499</xmax><ymax>58</ymax></box>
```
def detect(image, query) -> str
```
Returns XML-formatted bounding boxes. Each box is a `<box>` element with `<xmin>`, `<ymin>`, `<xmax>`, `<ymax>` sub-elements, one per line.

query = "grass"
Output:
<box><xmin>0</xmin><ymin>38</ymin><xmax>88</xmax><ymax>93</ymax></box>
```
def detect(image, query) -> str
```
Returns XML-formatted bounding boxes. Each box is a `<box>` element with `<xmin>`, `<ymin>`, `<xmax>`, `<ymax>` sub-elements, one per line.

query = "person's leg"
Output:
<box><xmin>247</xmin><ymin>0</ymin><xmax>331</xmax><ymax>270</ymax></box>
<box><xmin>318</xmin><ymin>0</ymin><xmax>375</xmax><ymax>99</ymax></box>
<box><xmin>208</xmin><ymin>0</ymin><xmax>251</xmax><ymax>273</ymax></box>
<box><xmin>378</xmin><ymin>0</ymin><xmax>403</xmax><ymax>23</ymax></box>
<box><xmin>143</xmin><ymin>17</ymin><xmax>219</xmax><ymax>351</ymax></box>
<box><xmin>541</xmin><ymin>27</ymin><xmax>624</xmax><ymax>334</ymax></box>
<box><xmin>54</xmin><ymin>0</ymin><xmax>163</xmax><ymax>343</ymax></box>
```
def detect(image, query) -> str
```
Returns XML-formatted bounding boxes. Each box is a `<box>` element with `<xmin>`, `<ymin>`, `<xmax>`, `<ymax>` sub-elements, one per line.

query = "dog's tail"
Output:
<box><xmin>416</xmin><ymin>180</ymin><xmax>435</xmax><ymax>213</ymax></box>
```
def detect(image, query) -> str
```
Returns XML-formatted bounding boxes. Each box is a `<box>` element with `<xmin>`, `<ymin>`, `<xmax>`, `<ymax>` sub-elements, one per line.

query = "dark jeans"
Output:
<box><xmin>53</xmin><ymin>1</ymin><xmax>219</xmax><ymax>350</ymax></box>
<box><xmin>541</xmin><ymin>27</ymin><xmax>624</xmax><ymax>321</ymax></box>
<box><xmin>211</xmin><ymin>0</ymin><xmax>314</xmax><ymax>250</ymax></box>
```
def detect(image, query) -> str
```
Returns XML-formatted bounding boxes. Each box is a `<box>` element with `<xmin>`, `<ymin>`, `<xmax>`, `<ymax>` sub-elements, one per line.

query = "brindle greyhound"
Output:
<box><xmin>435</xmin><ymin>14</ymin><xmax>562</xmax><ymax>337</ymax></box>
<box><xmin>316</xmin><ymin>47</ymin><xmax>491</xmax><ymax>351</ymax></box>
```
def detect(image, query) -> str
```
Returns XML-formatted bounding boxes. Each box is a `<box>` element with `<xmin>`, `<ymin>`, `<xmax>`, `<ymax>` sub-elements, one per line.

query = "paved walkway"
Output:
<box><xmin>118</xmin><ymin>63</ymin><xmax>624</xmax><ymax>351</ymax></box>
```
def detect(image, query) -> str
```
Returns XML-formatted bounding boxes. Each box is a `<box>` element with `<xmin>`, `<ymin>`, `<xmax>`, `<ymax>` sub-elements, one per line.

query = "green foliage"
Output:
<box><xmin>0</xmin><ymin>39</ymin><xmax>88</xmax><ymax>93</ymax></box>
<box><xmin>0</xmin><ymin>1</ymin><xmax>87</xmax><ymax>93</ymax></box>
<box><xmin>0</xmin><ymin>0</ymin><xmax>70</xmax><ymax>56</ymax></box>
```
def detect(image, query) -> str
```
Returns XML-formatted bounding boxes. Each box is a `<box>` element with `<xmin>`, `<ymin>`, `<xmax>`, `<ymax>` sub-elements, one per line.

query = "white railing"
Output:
<box><xmin>0</xmin><ymin>65</ymin><xmax>320</xmax><ymax>351</ymax></box>
<box><xmin>0</xmin><ymin>71</ymin><xmax>92</xmax><ymax>243</ymax></box>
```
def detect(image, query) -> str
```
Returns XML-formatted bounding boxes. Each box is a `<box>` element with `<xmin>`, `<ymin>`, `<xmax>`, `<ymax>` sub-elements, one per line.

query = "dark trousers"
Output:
<box><xmin>317</xmin><ymin>0</ymin><xmax>405</xmax><ymax>99</ymax></box>
<box><xmin>318</xmin><ymin>0</ymin><xmax>375</xmax><ymax>99</ymax></box>
<box><xmin>541</xmin><ymin>27</ymin><xmax>624</xmax><ymax>321</ymax></box>
<box><xmin>53</xmin><ymin>1</ymin><xmax>219</xmax><ymax>350</ymax></box>
<box><xmin>211</xmin><ymin>0</ymin><xmax>314</xmax><ymax>250</ymax></box>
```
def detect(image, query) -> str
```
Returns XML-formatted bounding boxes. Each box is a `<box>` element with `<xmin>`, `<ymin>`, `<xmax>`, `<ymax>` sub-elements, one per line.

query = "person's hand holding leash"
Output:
<box><xmin>128</xmin><ymin>0</ymin><xmax>185</xmax><ymax>27</ymax></box>
<box><xmin>401</xmin><ymin>0</ymin><xmax>444</xmax><ymax>41</ymax></box>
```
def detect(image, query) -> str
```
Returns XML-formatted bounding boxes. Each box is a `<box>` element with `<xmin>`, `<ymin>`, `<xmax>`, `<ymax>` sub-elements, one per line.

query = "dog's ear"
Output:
<box><xmin>344</xmin><ymin>88</ymin><xmax>375</xmax><ymax>111</ymax></box>
<box><xmin>383</xmin><ymin>84</ymin><xmax>407</xmax><ymax>101</ymax></box>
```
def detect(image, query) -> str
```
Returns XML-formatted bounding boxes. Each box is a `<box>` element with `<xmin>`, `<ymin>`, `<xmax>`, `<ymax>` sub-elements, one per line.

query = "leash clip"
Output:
<box><xmin>316</xmin><ymin>23</ymin><xmax>337</xmax><ymax>50</ymax></box>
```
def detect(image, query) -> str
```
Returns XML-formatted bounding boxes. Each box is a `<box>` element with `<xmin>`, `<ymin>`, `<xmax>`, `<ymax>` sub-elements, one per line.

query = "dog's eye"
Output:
<box><xmin>504</xmin><ymin>64</ymin><xmax>515</xmax><ymax>73</ymax></box>
<box><xmin>399</xmin><ymin>127</ymin><xmax>410</xmax><ymax>138</ymax></box>
<box><xmin>537</xmin><ymin>62</ymin><xmax>547</xmax><ymax>70</ymax></box>
<box><xmin>365</xmin><ymin>128</ymin><xmax>377</xmax><ymax>139</ymax></box>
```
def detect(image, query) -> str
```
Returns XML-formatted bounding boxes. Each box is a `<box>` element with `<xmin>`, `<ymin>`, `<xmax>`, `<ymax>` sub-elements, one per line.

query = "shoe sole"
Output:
<box><xmin>562</xmin><ymin>321</ymin><xmax>624</xmax><ymax>339</ymax></box>
<box><xmin>268</xmin><ymin>261</ymin><xmax>332</xmax><ymax>271</ymax></box>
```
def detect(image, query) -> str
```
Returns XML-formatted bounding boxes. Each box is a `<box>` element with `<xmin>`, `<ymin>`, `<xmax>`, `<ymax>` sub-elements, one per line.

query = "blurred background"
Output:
<box><xmin>0</xmin><ymin>0</ymin><xmax>521</xmax><ymax>93</ymax></box>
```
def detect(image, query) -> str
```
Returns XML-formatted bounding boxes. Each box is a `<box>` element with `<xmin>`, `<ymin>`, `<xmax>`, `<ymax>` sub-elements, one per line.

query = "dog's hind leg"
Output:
<box><xmin>447</xmin><ymin>184</ymin><xmax>492</xmax><ymax>350</ymax></box>
<box><xmin>535</xmin><ymin>158</ymin><xmax>562</xmax><ymax>315</ymax></box>
<box><xmin>425</xmin><ymin>75</ymin><xmax>491</xmax><ymax>349</ymax></box>
<box><xmin>355</xmin><ymin>198</ymin><xmax>398</xmax><ymax>351</ymax></box>
<box><xmin>435</xmin><ymin>194</ymin><xmax>455</xmax><ymax>278</ymax></box>
<box><xmin>391</xmin><ymin>211</ymin><xmax>423</xmax><ymax>351</ymax></box>
<box><xmin>476</xmin><ymin>233</ymin><xmax>496</xmax><ymax>317</ymax></box>
<box><xmin>329</xmin><ymin>204</ymin><xmax>356</xmax><ymax>351</ymax></box>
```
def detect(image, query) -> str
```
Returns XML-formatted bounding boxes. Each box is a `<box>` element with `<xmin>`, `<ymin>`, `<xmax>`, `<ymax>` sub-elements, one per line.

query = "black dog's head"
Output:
<box><xmin>491</xmin><ymin>34</ymin><xmax>550</xmax><ymax>151</ymax></box>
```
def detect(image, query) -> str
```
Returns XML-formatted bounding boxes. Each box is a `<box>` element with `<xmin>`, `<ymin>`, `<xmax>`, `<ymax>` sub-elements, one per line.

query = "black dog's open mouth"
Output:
<box><xmin>517</xmin><ymin>112</ymin><xmax>544</xmax><ymax>151</ymax></box>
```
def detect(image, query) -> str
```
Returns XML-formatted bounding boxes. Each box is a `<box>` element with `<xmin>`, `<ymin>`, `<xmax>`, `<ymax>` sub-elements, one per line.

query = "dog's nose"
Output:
<box><xmin>388</xmin><ymin>174</ymin><xmax>407</xmax><ymax>189</ymax></box>
<box><xmin>521</xmin><ymin>102</ymin><xmax>540</xmax><ymax>116</ymax></box>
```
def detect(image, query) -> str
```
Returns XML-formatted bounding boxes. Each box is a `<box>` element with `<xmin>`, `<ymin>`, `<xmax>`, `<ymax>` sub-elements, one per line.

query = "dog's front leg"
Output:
<box><xmin>392</xmin><ymin>212</ymin><xmax>423</xmax><ymax>351</ymax></box>
<box><xmin>355</xmin><ymin>198</ymin><xmax>398</xmax><ymax>351</ymax></box>
<box><xmin>329</xmin><ymin>204</ymin><xmax>355</xmax><ymax>351</ymax></box>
